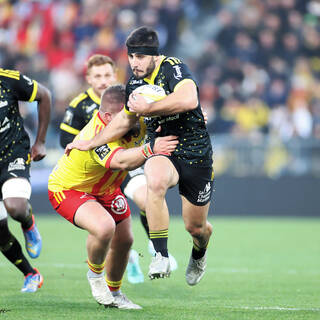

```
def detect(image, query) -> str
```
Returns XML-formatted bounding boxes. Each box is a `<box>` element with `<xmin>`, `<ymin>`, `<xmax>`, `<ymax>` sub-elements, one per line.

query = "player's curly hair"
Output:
<box><xmin>126</xmin><ymin>26</ymin><xmax>159</xmax><ymax>48</ymax></box>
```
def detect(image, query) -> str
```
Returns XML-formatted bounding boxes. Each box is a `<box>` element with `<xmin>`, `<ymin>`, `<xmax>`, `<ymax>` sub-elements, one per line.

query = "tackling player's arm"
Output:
<box><xmin>65</xmin><ymin>108</ymin><xmax>137</xmax><ymax>153</ymax></box>
<box><xmin>109</xmin><ymin>135</ymin><xmax>179</xmax><ymax>171</ymax></box>
<box><xmin>31</xmin><ymin>82</ymin><xmax>52</xmax><ymax>161</ymax></box>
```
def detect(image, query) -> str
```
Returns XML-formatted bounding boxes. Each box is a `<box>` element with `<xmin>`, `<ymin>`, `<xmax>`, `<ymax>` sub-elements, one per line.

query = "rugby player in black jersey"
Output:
<box><xmin>60</xmin><ymin>54</ymin><xmax>178</xmax><ymax>284</ymax></box>
<box><xmin>66</xmin><ymin>26</ymin><xmax>213</xmax><ymax>285</ymax></box>
<box><xmin>0</xmin><ymin>68</ymin><xmax>51</xmax><ymax>292</ymax></box>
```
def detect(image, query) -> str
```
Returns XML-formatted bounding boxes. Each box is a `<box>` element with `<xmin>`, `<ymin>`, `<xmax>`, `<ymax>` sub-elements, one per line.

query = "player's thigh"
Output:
<box><xmin>144</xmin><ymin>155</ymin><xmax>179</xmax><ymax>189</ymax></box>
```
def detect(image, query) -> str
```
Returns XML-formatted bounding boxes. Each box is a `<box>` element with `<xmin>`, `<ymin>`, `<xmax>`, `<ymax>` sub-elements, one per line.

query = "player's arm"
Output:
<box><xmin>31</xmin><ymin>82</ymin><xmax>52</xmax><ymax>161</ymax></box>
<box><xmin>65</xmin><ymin>108</ymin><xmax>137</xmax><ymax>153</ymax></box>
<box><xmin>128</xmin><ymin>80</ymin><xmax>198</xmax><ymax>116</ymax></box>
<box><xmin>109</xmin><ymin>135</ymin><xmax>178</xmax><ymax>171</ymax></box>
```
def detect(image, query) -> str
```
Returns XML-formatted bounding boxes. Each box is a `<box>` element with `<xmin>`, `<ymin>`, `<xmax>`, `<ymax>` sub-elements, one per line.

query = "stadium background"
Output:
<box><xmin>1</xmin><ymin>0</ymin><xmax>319</xmax><ymax>216</ymax></box>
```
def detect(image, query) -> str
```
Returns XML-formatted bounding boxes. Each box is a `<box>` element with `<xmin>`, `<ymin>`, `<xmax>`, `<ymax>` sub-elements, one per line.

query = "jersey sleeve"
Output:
<box><xmin>3</xmin><ymin>70</ymin><xmax>38</xmax><ymax>102</ymax></box>
<box><xmin>163</xmin><ymin>58</ymin><xmax>197</xmax><ymax>93</ymax></box>
<box><xmin>91</xmin><ymin>141</ymin><xmax>124</xmax><ymax>168</ymax></box>
<box><xmin>59</xmin><ymin>102</ymin><xmax>87</xmax><ymax>144</ymax></box>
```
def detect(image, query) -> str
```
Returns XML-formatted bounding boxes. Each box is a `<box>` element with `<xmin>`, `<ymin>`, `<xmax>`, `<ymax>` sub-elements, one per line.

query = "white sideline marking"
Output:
<box><xmin>224</xmin><ymin>306</ymin><xmax>320</xmax><ymax>312</ymax></box>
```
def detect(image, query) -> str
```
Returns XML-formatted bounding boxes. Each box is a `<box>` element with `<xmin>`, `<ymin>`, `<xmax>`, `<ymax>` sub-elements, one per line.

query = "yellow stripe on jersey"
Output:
<box><xmin>28</xmin><ymin>80</ymin><xmax>38</xmax><ymax>102</ymax></box>
<box><xmin>69</xmin><ymin>92</ymin><xmax>88</xmax><ymax>108</ymax></box>
<box><xmin>0</xmin><ymin>68</ymin><xmax>20</xmax><ymax>75</ymax></box>
<box><xmin>0</xmin><ymin>70</ymin><xmax>20</xmax><ymax>80</ymax></box>
<box><xmin>173</xmin><ymin>79</ymin><xmax>195</xmax><ymax>92</ymax></box>
<box><xmin>164</xmin><ymin>57</ymin><xmax>181</xmax><ymax>65</ymax></box>
<box><xmin>87</xmin><ymin>88</ymin><xmax>101</xmax><ymax>105</ymax></box>
<box><xmin>60</xmin><ymin>123</ymin><xmax>81</xmax><ymax>135</ymax></box>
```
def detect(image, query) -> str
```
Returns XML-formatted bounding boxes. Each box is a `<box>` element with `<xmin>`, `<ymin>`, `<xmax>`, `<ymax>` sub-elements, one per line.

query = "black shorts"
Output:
<box><xmin>166</xmin><ymin>156</ymin><xmax>214</xmax><ymax>206</ymax></box>
<box><xmin>0</xmin><ymin>148</ymin><xmax>31</xmax><ymax>199</ymax></box>
<box><xmin>120</xmin><ymin>167</ymin><xmax>144</xmax><ymax>193</ymax></box>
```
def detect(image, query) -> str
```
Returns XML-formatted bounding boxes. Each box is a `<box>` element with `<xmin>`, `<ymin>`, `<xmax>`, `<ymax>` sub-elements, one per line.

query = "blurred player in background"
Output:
<box><xmin>59</xmin><ymin>54</ymin><xmax>177</xmax><ymax>283</ymax></box>
<box><xmin>49</xmin><ymin>85</ymin><xmax>178</xmax><ymax>309</ymax></box>
<box><xmin>0</xmin><ymin>68</ymin><xmax>51</xmax><ymax>292</ymax></box>
<box><xmin>66</xmin><ymin>26</ymin><xmax>214</xmax><ymax>286</ymax></box>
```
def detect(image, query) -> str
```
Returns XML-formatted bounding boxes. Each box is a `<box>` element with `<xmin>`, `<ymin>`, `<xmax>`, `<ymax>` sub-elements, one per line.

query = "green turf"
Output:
<box><xmin>1</xmin><ymin>215</ymin><xmax>319</xmax><ymax>320</ymax></box>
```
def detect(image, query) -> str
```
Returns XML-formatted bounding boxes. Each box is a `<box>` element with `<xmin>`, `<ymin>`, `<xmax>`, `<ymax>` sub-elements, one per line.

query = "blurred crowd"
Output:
<box><xmin>1</xmin><ymin>0</ymin><xmax>320</xmax><ymax>146</ymax></box>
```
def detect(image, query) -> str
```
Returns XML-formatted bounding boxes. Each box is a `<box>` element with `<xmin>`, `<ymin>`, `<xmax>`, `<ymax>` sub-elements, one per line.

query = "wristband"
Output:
<box><xmin>141</xmin><ymin>143</ymin><xmax>154</xmax><ymax>159</ymax></box>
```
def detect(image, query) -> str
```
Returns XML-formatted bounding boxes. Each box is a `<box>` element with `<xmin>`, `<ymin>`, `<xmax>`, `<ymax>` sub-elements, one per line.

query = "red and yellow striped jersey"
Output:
<box><xmin>48</xmin><ymin>111</ymin><xmax>146</xmax><ymax>196</ymax></box>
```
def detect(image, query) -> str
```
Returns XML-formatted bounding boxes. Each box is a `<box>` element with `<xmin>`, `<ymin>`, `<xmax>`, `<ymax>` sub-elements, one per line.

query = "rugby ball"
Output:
<box><xmin>133</xmin><ymin>84</ymin><xmax>166</xmax><ymax>103</ymax></box>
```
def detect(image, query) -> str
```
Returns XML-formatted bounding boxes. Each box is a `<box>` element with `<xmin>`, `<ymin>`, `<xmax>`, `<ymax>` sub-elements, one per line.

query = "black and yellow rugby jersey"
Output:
<box><xmin>60</xmin><ymin>88</ymin><xmax>100</xmax><ymax>147</ymax></box>
<box><xmin>125</xmin><ymin>56</ymin><xmax>213</xmax><ymax>167</ymax></box>
<box><xmin>0</xmin><ymin>68</ymin><xmax>38</xmax><ymax>163</ymax></box>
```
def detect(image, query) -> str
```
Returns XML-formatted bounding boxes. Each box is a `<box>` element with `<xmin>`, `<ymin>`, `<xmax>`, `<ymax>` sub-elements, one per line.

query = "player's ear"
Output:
<box><xmin>104</xmin><ymin>112</ymin><xmax>112</xmax><ymax>122</ymax></box>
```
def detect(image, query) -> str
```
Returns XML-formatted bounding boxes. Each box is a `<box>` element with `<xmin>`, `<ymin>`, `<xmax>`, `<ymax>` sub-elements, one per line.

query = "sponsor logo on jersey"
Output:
<box><xmin>111</xmin><ymin>195</ymin><xmax>127</xmax><ymax>215</ymax></box>
<box><xmin>0</xmin><ymin>117</ymin><xmax>10</xmax><ymax>133</ymax></box>
<box><xmin>63</xmin><ymin>110</ymin><xmax>73</xmax><ymax>125</ymax></box>
<box><xmin>86</xmin><ymin>103</ymin><xmax>97</xmax><ymax>114</ymax></box>
<box><xmin>158</xmin><ymin>114</ymin><xmax>180</xmax><ymax>124</ymax></box>
<box><xmin>197</xmin><ymin>182</ymin><xmax>211</xmax><ymax>203</ymax></box>
<box><xmin>173</xmin><ymin>65</ymin><xmax>182</xmax><ymax>80</ymax></box>
<box><xmin>129</xmin><ymin>79</ymin><xmax>143</xmax><ymax>85</ymax></box>
<box><xmin>94</xmin><ymin>144</ymin><xmax>111</xmax><ymax>160</ymax></box>
<box><xmin>8</xmin><ymin>158</ymin><xmax>26</xmax><ymax>171</ymax></box>
<box><xmin>0</xmin><ymin>100</ymin><xmax>8</xmax><ymax>108</ymax></box>
<box><xmin>23</xmin><ymin>75</ymin><xmax>33</xmax><ymax>86</ymax></box>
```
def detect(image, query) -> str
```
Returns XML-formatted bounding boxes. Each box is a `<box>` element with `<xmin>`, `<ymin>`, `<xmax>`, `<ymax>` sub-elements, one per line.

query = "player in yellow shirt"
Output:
<box><xmin>48</xmin><ymin>84</ymin><xmax>178</xmax><ymax>309</ymax></box>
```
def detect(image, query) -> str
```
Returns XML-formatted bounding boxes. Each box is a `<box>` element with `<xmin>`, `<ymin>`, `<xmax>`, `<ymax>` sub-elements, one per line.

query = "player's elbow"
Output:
<box><xmin>185</xmin><ymin>95</ymin><xmax>198</xmax><ymax>110</ymax></box>
<box><xmin>180</xmin><ymin>95</ymin><xmax>198</xmax><ymax>112</ymax></box>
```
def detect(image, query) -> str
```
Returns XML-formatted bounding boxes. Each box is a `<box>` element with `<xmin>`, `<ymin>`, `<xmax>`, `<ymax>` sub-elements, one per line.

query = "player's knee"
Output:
<box><xmin>94</xmin><ymin>221</ymin><xmax>116</xmax><ymax>243</ymax></box>
<box><xmin>185</xmin><ymin>223</ymin><xmax>205</xmax><ymax>239</ymax></box>
<box><xmin>147</xmin><ymin>177</ymin><xmax>168</xmax><ymax>197</ymax></box>
<box><xmin>4</xmin><ymin>198</ymin><xmax>28</xmax><ymax>221</ymax></box>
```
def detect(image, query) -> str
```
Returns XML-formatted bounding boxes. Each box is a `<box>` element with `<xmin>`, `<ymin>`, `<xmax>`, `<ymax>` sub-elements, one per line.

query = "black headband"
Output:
<box><xmin>127</xmin><ymin>45</ymin><xmax>159</xmax><ymax>56</ymax></box>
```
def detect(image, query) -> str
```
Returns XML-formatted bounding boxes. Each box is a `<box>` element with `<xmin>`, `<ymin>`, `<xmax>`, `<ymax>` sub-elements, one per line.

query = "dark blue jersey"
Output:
<box><xmin>125</xmin><ymin>56</ymin><xmax>213</xmax><ymax>167</ymax></box>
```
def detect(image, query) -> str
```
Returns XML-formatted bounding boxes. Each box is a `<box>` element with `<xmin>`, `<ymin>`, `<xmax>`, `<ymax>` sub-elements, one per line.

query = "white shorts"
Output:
<box><xmin>2</xmin><ymin>178</ymin><xmax>32</xmax><ymax>200</ymax></box>
<box><xmin>123</xmin><ymin>174</ymin><xmax>146</xmax><ymax>200</ymax></box>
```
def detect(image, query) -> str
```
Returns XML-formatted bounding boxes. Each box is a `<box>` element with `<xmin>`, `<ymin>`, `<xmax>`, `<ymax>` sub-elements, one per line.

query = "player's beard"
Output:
<box><xmin>134</xmin><ymin>58</ymin><xmax>156</xmax><ymax>79</ymax></box>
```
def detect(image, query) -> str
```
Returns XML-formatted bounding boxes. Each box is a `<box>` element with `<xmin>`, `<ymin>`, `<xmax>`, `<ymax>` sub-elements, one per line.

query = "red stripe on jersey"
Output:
<box><xmin>105</xmin><ymin>147</ymin><xmax>124</xmax><ymax>168</ymax></box>
<box><xmin>91</xmin><ymin>169</ymin><xmax>114</xmax><ymax>195</ymax></box>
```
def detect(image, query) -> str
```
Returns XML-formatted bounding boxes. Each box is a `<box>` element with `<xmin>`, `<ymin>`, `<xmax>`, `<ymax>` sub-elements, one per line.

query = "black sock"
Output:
<box><xmin>0</xmin><ymin>231</ymin><xmax>35</xmax><ymax>276</ymax></box>
<box><xmin>192</xmin><ymin>241</ymin><xmax>207</xmax><ymax>260</ymax></box>
<box><xmin>139</xmin><ymin>210</ymin><xmax>150</xmax><ymax>238</ymax></box>
<box><xmin>21</xmin><ymin>204</ymin><xmax>33</xmax><ymax>230</ymax></box>
<box><xmin>149</xmin><ymin>230</ymin><xmax>168</xmax><ymax>257</ymax></box>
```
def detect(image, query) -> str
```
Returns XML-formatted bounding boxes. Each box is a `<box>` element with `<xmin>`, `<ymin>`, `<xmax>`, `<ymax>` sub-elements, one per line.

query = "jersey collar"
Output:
<box><xmin>143</xmin><ymin>55</ymin><xmax>166</xmax><ymax>85</ymax></box>
<box><xmin>87</xmin><ymin>88</ymin><xmax>101</xmax><ymax>105</ymax></box>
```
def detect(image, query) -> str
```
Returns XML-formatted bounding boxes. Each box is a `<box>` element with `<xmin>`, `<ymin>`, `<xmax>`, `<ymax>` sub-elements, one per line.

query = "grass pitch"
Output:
<box><xmin>0</xmin><ymin>215</ymin><xmax>319</xmax><ymax>320</ymax></box>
